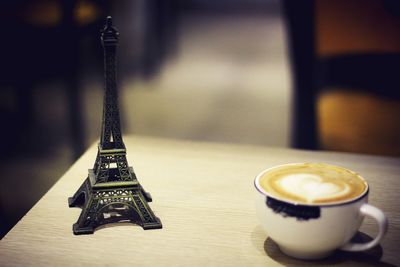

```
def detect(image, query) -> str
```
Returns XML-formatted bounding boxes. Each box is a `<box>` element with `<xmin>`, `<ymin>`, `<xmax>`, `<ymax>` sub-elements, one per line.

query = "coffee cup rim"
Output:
<box><xmin>254</xmin><ymin>162</ymin><xmax>369</xmax><ymax>207</ymax></box>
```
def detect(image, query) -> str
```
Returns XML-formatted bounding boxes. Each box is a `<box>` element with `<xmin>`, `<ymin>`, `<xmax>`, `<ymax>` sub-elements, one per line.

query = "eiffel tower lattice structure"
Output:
<box><xmin>68</xmin><ymin>16</ymin><xmax>162</xmax><ymax>235</ymax></box>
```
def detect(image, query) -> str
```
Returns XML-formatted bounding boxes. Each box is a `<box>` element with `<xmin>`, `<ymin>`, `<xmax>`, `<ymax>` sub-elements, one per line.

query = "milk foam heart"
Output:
<box><xmin>278</xmin><ymin>173</ymin><xmax>349</xmax><ymax>203</ymax></box>
<box><xmin>258</xmin><ymin>163</ymin><xmax>367</xmax><ymax>204</ymax></box>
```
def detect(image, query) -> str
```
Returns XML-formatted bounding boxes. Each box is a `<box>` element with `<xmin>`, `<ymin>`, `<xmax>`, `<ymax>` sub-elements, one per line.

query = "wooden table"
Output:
<box><xmin>1</xmin><ymin>136</ymin><xmax>399</xmax><ymax>267</ymax></box>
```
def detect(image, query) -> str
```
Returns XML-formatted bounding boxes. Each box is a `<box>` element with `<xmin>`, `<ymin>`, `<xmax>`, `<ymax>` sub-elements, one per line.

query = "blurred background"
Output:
<box><xmin>1</xmin><ymin>0</ymin><xmax>400</xmax><ymax>238</ymax></box>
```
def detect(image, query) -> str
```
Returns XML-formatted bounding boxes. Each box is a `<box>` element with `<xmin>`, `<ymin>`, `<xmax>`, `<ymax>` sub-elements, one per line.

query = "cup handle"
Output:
<box><xmin>340</xmin><ymin>203</ymin><xmax>388</xmax><ymax>252</ymax></box>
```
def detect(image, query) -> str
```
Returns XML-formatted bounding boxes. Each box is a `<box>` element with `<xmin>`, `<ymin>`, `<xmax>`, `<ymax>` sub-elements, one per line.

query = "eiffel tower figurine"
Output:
<box><xmin>68</xmin><ymin>16</ymin><xmax>162</xmax><ymax>235</ymax></box>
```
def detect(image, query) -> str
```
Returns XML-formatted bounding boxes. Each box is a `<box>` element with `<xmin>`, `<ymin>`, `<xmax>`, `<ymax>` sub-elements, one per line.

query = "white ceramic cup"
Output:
<box><xmin>254</xmin><ymin>163</ymin><xmax>388</xmax><ymax>260</ymax></box>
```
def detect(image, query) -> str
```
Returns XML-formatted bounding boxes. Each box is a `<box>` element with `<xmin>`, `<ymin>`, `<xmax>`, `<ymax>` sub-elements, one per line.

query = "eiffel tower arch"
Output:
<box><xmin>68</xmin><ymin>17</ymin><xmax>162</xmax><ymax>235</ymax></box>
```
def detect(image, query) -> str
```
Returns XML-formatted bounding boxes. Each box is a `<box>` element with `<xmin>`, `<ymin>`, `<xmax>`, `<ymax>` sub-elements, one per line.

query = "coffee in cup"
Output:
<box><xmin>258</xmin><ymin>163</ymin><xmax>367</xmax><ymax>205</ymax></box>
<box><xmin>254</xmin><ymin>163</ymin><xmax>388</xmax><ymax>259</ymax></box>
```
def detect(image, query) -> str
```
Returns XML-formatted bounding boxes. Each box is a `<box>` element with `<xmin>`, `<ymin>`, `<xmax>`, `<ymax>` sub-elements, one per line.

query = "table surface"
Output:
<box><xmin>1</xmin><ymin>136</ymin><xmax>399</xmax><ymax>267</ymax></box>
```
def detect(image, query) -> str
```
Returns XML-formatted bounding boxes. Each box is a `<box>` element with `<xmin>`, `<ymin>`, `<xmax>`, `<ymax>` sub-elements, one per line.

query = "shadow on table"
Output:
<box><xmin>264</xmin><ymin>232</ymin><xmax>396</xmax><ymax>267</ymax></box>
<box><xmin>94</xmin><ymin>221</ymin><xmax>143</xmax><ymax>233</ymax></box>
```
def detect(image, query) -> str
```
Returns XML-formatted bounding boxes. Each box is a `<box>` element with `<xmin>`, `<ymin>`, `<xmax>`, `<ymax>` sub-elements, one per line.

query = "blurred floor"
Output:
<box><xmin>0</xmin><ymin>84</ymin><xmax>75</xmax><ymax>237</ymax></box>
<box><xmin>0</xmin><ymin>9</ymin><xmax>290</xmax><ymax>237</ymax></box>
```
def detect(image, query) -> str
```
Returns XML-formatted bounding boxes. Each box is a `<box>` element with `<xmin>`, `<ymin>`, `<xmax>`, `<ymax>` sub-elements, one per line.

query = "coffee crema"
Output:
<box><xmin>258</xmin><ymin>163</ymin><xmax>367</xmax><ymax>204</ymax></box>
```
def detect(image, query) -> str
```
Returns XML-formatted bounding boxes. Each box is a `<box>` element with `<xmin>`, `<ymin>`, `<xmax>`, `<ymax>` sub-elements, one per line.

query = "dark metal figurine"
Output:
<box><xmin>68</xmin><ymin>16</ymin><xmax>162</xmax><ymax>235</ymax></box>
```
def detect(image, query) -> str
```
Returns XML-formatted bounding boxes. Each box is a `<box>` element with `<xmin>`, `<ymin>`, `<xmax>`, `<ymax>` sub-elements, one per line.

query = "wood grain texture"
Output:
<box><xmin>0</xmin><ymin>136</ymin><xmax>399</xmax><ymax>267</ymax></box>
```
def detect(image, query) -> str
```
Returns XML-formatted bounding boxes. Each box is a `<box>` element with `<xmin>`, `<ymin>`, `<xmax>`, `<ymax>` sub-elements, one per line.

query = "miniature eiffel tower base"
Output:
<box><xmin>68</xmin><ymin>170</ymin><xmax>162</xmax><ymax>235</ymax></box>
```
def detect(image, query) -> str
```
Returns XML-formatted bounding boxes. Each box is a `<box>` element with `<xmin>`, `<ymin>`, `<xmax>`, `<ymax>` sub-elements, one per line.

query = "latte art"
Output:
<box><xmin>259</xmin><ymin>163</ymin><xmax>367</xmax><ymax>204</ymax></box>
<box><xmin>278</xmin><ymin>173</ymin><xmax>350</xmax><ymax>203</ymax></box>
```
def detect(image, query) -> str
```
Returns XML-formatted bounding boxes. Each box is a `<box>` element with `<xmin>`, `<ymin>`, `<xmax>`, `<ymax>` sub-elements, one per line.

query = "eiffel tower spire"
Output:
<box><xmin>68</xmin><ymin>16</ymin><xmax>162</xmax><ymax>235</ymax></box>
<box><xmin>91</xmin><ymin>16</ymin><xmax>131</xmax><ymax>184</ymax></box>
<box><xmin>100</xmin><ymin>16</ymin><xmax>124</xmax><ymax>150</ymax></box>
